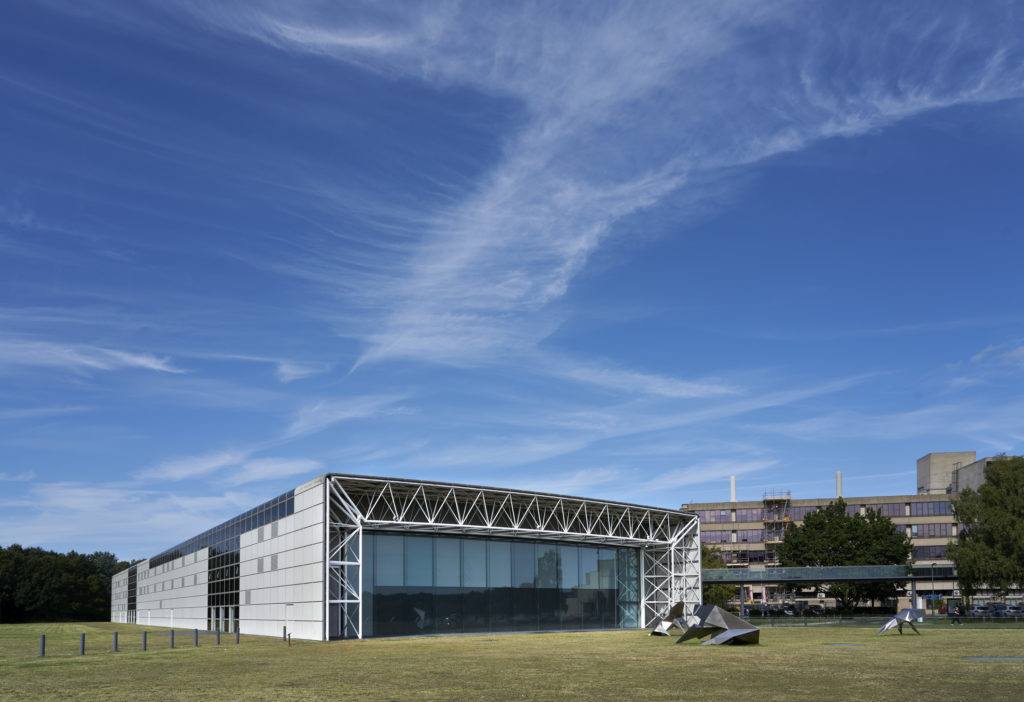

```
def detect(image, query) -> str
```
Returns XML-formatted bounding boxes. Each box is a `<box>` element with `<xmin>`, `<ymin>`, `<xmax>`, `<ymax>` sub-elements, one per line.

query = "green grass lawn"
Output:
<box><xmin>2</xmin><ymin>621</ymin><xmax>1023</xmax><ymax>701</ymax></box>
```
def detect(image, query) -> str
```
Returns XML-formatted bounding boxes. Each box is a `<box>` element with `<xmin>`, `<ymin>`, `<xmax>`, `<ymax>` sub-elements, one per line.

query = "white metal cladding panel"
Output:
<box><xmin>110</xmin><ymin>568</ymin><xmax>131</xmax><ymax>620</ymax></box>
<box><xmin>294</xmin><ymin>476</ymin><xmax>324</xmax><ymax>512</ymax></box>
<box><xmin>131</xmin><ymin>548</ymin><xmax>209</xmax><ymax>629</ymax></box>
<box><xmin>236</xmin><ymin>487</ymin><xmax>325</xmax><ymax>641</ymax></box>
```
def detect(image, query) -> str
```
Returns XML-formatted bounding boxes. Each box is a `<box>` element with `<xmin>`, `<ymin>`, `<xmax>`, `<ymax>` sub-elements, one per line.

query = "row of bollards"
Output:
<box><xmin>39</xmin><ymin>629</ymin><xmax>242</xmax><ymax>656</ymax></box>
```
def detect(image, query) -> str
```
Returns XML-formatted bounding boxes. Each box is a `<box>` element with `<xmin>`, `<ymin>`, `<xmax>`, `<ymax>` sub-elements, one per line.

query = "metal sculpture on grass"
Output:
<box><xmin>648</xmin><ymin>601</ymin><xmax>688</xmax><ymax>636</ymax></box>
<box><xmin>676</xmin><ymin>604</ymin><xmax>760</xmax><ymax>645</ymax></box>
<box><xmin>878</xmin><ymin>608</ymin><xmax>925</xmax><ymax>635</ymax></box>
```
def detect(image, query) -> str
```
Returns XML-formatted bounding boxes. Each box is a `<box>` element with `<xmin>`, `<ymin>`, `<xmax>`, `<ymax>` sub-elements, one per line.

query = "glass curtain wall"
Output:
<box><xmin>361</xmin><ymin>532</ymin><xmax>640</xmax><ymax>637</ymax></box>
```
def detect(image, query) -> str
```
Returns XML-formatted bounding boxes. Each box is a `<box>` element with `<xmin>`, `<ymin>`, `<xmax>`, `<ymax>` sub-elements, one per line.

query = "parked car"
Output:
<box><xmin>969</xmin><ymin>604</ymin><xmax>993</xmax><ymax>616</ymax></box>
<box><xmin>805</xmin><ymin>604</ymin><xmax>825</xmax><ymax>617</ymax></box>
<box><xmin>990</xmin><ymin>603</ymin><xmax>1007</xmax><ymax>617</ymax></box>
<box><xmin>1004</xmin><ymin>605</ymin><xmax>1022</xmax><ymax>615</ymax></box>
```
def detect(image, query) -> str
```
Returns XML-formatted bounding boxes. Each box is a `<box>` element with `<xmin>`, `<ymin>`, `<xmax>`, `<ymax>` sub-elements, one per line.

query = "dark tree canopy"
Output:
<box><xmin>777</xmin><ymin>498</ymin><xmax>912</xmax><ymax>610</ymax></box>
<box><xmin>948</xmin><ymin>455</ymin><xmax>1024</xmax><ymax>598</ymax></box>
<box><xmin>701</xmin><ymin>544</ymin><xmax>733</xmax><ymax>607</ymax></box>
<box><xmin>0</xmin><ymin>544</ymin><xmax>129</xmax><ymax>622</ymax></box>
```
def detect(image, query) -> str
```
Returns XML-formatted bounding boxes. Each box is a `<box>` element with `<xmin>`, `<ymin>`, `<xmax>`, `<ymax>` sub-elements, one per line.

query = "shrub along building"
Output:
<box><xmin>680</xmin><ymin>452</ymin><xmax>1002</xmax><ymax>609</ymax></box>
<box><xmin>111</xmin><ymin>475</ymin><xmax>700</xmax><ymax>640</ymax></box>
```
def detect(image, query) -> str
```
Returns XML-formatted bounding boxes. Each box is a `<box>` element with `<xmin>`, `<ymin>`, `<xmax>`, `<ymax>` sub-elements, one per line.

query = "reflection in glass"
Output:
<box><xmin>359</xmin><ymin>532</ymin><xmax>641</xmax><ymax>637</ymax></box>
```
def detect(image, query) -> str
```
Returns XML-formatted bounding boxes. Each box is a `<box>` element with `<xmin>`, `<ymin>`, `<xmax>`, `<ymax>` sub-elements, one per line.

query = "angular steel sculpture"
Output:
<box><xmin>648</xmin><ymin>601</ymin><xmax>688</xmax><ymax>636</ymax></box>
<box><xmin>878</xmin><ymin>608</ymin><xmax>925</xmax><ymax>635</ymax></box>
<box><xmin>676</xmin><ymin>604</ymin><xmax>760</xmax><ymax>645</ymax></box>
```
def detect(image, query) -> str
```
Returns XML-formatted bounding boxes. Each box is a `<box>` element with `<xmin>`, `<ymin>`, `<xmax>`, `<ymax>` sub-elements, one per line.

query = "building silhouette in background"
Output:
<box><xmin>680</xmin><ymin>452</ymin><xmax>1014</xmax><ymax>608</ymax></box>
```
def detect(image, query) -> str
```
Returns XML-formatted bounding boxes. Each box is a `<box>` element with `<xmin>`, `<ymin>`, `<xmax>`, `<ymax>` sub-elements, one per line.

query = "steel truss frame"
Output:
<box><xmin>324</xmin><ymin>474</ymin><xmax>700</xmax><ymax>639</ymax></box>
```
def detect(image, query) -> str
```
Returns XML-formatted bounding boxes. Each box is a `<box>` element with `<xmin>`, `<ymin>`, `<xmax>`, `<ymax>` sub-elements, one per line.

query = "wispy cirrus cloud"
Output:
<box><xmin>137</xmin><ymin>448</ymin><xmax>252</xmax><ymax>482</ymax></box>
<box><xmin>283</xmin><ymin>394</ymin><xmax>408</xmax><ymax>439</ymax></box>
<box><xmin>0</xmin><ymin>470</ymin><xmax>36</xmax><ymax>482</ymax></box>
<box><xmin>540</xmin><ymin>355</ymin><xmax>739</xmax><ymax>400</ymax></box>
<box><xmin>183</xmin><ymin>351</ymin><xmax>331</xmax><ymax>382</ymax></box>
<box><xmin>0</xmin><ymin>481</ymin><xmax>264</xmax><ymax>553</ymax></box>
<box><xmin>224</xmin><ymin>457</ymin><xmax>322</xmax><ymax>486</ymax></box>
<box><xmin>0</xmin><ymin>406</ymin><xmax>91</xmax><ymax>421</ymax></box>
<box><xmin>0</xmin><ymin>339</ymin><xmax>184</xmax><ymax>374</ymax></box>
<box><xmin>173</xmin><ymin>1</ymin><xmax>1024</xmax><ymax>374</ymax></box>
<box><xmin>649</xmin><ymin>458</ymin><xmax>778</xmax><ymax>492</ymax></box>
<box><xmin>136</xmin><ymin>450</ymin><xmax>321</xmax><ymax>487</ymax></box>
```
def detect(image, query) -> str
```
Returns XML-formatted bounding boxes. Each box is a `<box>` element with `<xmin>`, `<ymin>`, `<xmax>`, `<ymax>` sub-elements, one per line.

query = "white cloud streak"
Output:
<box><xmin>0</xmin><ymin>470</ymin><xmax>36</xmax><ymax>482</ymax></box>
<box><xmin>0</xmin><ymin>406</ymin><xmax>91</xmax><ymax>421</ymax></box>
<box><xmin>176</xmin><ymin>1</ymin><xmax>1024</xmax><ymax>373</ymax></box>
<box><xmin>283</xmin><ymin>394</ymin><xmax>407</xmax><ymax>439</ymax></box>
<box><xmin>137</xmin><ymin>448</ymin><xmax>251</xmax><ymax>481</ymax></box>
<box><xmin>0</xmin><ymin>481</ymin><xmax>262</xmax><ymax>554</ymax></box>
<box><xmin>0</xmin><ymin>339</ymin><xmax>184</xmax><ymax>374</ymax></box>
<box><xmin>225</xmin><ymin>457</ymin><xmax>322</xmax><ymax>486</ymax></box>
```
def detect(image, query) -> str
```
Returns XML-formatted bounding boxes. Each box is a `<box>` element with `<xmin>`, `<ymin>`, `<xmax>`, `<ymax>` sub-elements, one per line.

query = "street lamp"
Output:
<box><xmin>931</xmin><ymin>562</ymin><xmax>936</xmax><ymax>615</ymax></box>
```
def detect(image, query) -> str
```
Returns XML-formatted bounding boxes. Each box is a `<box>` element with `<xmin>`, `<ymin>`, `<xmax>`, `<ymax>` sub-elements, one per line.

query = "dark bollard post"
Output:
<box><xmin>80</xmin><ymin>633</ymin><xmax>85</xmax><ymax>656</ymax></box>
<box><xmin>170</xmin><ymin>630</ymin><xmax>175</xmax><ymax>649</ymax></box>
<box><xmin>288</xmin><ymin>634</ymin><xmax>291</xmax><ymax>647</ymax></box>
<box><xmin>142</xmin><ymin>631</ymin><xmax>147</xmax><ymax>651</ymax></box>
<box><xmin>235</xmin><ymin>630</ymin><xmax>239</xmax><ymax>645</ymax></box>
<box><xmin>40</xmin><ymin>634</ymin><xmax>45</xmax><ymax>657</ymax></box>
<box><xmin>283</xmin><ymin>625</ymin><xmax>287</xmax><ymax>642</ymax></box>
<box><xmin>194</xmin><ymin>629</ymin><xmax>199</xmax><ymax>647</ymax></box>
<box><xmin>216</xmin><ymin>629</ymin><xmax>221</xmax><ymax>645</ymax></box>
<box><xmin>113</xmin><ymin>631</ymin><xmax>118</xmax><ymax>652</ymax></box>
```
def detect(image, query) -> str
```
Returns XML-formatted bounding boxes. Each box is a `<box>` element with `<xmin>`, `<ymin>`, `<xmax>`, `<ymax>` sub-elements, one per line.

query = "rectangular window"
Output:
<box><xmin>871</xmin><ymin>503</ymin><xmax>906</xmax><ymax>517</ymax></box>
<box><xmin>462</xmin><ymin>539</ymin><xmax>487</xmax><ymax>587</ymax></box>
<box><xmin>913</xmin><ymin>545</ymin><xmax>947</xmax><ymax>560</ymax></box>
<box><xmin>257</xmin><ymin>558</ymin><xmax>263</xmax><ymax>574</ymax></box>
<box><xmin>700</xmin><ymin>530</ymin><xmax>730</xmax><ymax>543</ymax></box>
<box><xmin>271</xmin><ymin>554</ymin><xmax>278</xmax><ymax>571</ymax></box>
<box><xmin>579</xmin><ymin>546</ymin><xmax>599</xmax><ymax>590</ymax></box>
<box><xmin>910</xmin><ymin>501</ymin><xmax>953</xmax><ymax>516</ymax></box>
<box><xmin>375</xmin><ymin>534</ymin><xmax>403</xmax><ymax>586</ymax></box>
<box><xmin>535</xmin><ymin>543</ymin><xmax>559</xmax><ymax>589</ymax></box>
<box><xmin>271</xmin><ymin>522</ymin><xmax>278</xmax><ymax>539</ymax></box>
<box><xmin>512</xmin><ymin>542</ymin><xmax>535</xmax><ymax>588</ymax></box>
<box><xmin>405</xmin><ymin>536</ymin><xmax>433</xmax><ymax>587</ymax></box>
<box><xmin>435</xmin><ymin>538</ymin><xmax>461</xmax><ymax>587</ymax></box>
<box><xmin>487</xmin><ymin>541</ymin><xmax>511</xmax><ymax>588</ymax></box>
<box><xmin>558</xmin><ymin>545</ymin><xmax>579</xmax><ymax>589</ymax></box>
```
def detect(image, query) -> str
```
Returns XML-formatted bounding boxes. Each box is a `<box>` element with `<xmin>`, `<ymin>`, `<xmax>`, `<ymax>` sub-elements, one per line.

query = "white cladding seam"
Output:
<box><xmin>323</xmin><ymin>474</ymin><xmax>700</xmax><ymax>639</ymax></box>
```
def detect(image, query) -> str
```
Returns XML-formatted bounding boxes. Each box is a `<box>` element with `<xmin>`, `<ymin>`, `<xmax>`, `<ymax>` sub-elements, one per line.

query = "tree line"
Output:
<box><xmin>0</xmin><ymin>544</ymin><xmax>129</xmax><ymax>622</ymax></box>
<box><xmin>948</xmin><ymin>455</ymin><xmax>1024</xmax><ymax>602</ymax></box>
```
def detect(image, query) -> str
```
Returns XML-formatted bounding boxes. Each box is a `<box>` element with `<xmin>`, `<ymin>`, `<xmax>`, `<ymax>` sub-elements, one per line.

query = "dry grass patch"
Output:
<box><xmin>2</xmin><ymin>621</ymin><xmax>1023</xmax><ymax>701</ymax></box>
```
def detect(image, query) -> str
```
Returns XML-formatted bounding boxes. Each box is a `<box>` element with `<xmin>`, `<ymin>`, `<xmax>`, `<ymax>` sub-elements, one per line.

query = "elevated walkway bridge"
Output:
<box><xmin>703</xmin><ymin>564</ymin><xmax>955</xmax><ymax>585</ymax></box>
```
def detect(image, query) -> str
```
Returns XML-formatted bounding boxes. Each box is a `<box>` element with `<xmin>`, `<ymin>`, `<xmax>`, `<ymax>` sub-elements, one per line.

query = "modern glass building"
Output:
<box><xmin>112</xmin><ymin>474</ymin><xmax>700</xmax><ymax>640</ymax></box>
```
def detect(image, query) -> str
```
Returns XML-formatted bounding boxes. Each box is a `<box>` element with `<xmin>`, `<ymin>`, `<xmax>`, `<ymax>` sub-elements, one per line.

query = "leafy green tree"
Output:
<box><xmin>777</xmin><ymin>498</ymin><xmax>911</xmax><ymax>611</ymax></box>
<box><xmin>948</xmin><ymin>455</ymin><xmax>1024</xmax><ymax>598</ymax></box>
<box><xmin>0</xmin><ymin>544</ymin><xmax>129</xmax><ymax>622</ymax></box>
<box><xmin>701</xmin><ymin>544</ymin><xmax>734</xmax><ymax>607</ymax></box>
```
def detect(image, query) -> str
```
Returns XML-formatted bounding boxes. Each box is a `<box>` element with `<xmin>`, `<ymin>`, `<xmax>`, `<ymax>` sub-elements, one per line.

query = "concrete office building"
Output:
<box><xmin>111</xmin><ymin>474</ymin><xmax>700</xmax><ymax>640</ymax></box>
<box><xmin>917</xmin><ymin>451</ymin><xmax>977</xmax><ymax>495</ymax></box>
<box><xmin>680</xmin><ymin>453</ymin><xmax>977</xmax><ymax>606</ymax></box>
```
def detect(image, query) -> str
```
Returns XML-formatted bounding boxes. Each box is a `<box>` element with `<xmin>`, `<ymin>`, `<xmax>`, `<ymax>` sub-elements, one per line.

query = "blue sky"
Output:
<box><xmin>2</xmin><ymin>1</ymin><xmax>1024</xmax><ymax>559</ymax></box>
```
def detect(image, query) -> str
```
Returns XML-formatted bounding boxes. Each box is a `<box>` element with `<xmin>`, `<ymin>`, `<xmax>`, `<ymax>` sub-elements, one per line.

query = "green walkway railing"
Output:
<box><xmin>702</xmin><ymin>565</ymin><xmax>913</xmax><ymax>584</ymax></box>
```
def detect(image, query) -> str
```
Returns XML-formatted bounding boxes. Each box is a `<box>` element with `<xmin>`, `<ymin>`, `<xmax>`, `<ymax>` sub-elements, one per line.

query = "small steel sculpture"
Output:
<box><xmin>878</xmin><ymin>608</ymin><xmax>925</xmax><ymax>635</ymax></box>
<box><xmin>648</xmin><ymin>601</ymin><xmax>688</xmax><ymax>636</ymax></box>
<box><xmin>676</xmin><ymin>604</ymin><xmax>760</xmax><ymax>645</ymax></box>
